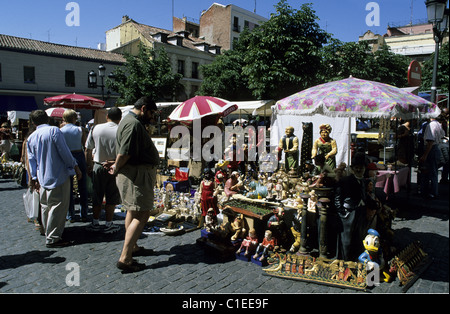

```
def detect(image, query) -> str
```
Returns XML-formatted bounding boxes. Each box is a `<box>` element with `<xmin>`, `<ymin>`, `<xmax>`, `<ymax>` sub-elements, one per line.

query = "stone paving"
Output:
<box><xmin>0</xmin><ymin>174</ymin><xmax>448</xmax><ymax>296</ymax></box>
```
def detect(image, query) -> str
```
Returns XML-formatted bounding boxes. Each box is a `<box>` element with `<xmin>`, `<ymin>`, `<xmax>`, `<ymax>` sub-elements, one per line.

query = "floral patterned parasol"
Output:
<box><xmin>275</xmin><ymin>77</ymin><xmax>440</xmax><ymax>119</ymax></box>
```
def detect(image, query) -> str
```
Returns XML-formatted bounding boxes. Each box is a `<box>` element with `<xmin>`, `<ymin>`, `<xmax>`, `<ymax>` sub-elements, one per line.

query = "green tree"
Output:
<box><xmin>198</xmin><ymin>36</ymin><xmax>253</xmax><ymax>100</ymax></box>
<box><xmin>421</xmin><ymin>41</ymin><xmax>449</xmax><ymax>94</ymax></box>
<box><xmin>319</xmin><ymin>40</ymin><xmax>409</xmax><ymax>87</ymax></box>
<box><xmin>106</xmin><ymin>44</ymin><xmax>182</xmax><ymax>105</ymax></box>
<box><xmin>242</xmin><ymin>1</ymin><xmax>329</xmax><ymax>99</ymax></box>
<box><xmin>370</xmin><ymin>44</ymin><xmax>409</xmax><ymax>87</ymax></box>
<box><xmin>319</xmin><ymin>39</ymin><xmax>374</xmax><ymax>82</ymax></box>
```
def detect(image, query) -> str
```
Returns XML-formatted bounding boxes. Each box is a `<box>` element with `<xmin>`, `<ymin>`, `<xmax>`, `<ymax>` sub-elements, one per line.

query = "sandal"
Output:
<box><xmin>116</xmin><ymin>260</ymin><xmax>146</xmax><ymax>273</ymax></box>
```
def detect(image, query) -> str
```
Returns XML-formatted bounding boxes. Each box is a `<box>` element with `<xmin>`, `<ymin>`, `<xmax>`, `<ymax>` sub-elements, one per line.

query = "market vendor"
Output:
<box><xmin>278</xmin><ymin>126</ymin><xmax>299</xmax><ymax>173</ymax></box>
<box><xmin>312</xmin><ymin>124</ymin><xmax>337</xmax><ymax>169</ymax></box>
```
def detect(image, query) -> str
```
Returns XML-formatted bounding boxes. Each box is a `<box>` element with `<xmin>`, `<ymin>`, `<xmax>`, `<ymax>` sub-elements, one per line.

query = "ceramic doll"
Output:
<box><xmin>311</xmin><ymin>124</ymin><xmax>337</xmax><ymax>169</ymax></box>
<box><xmin>253</xmin><ymin>230</ymin><xmax>276</xmax><ymax>262</ymax></box>
<box><xmin>205</xmin><ymin>208</ymin><xmax>218</xmax><ymax>232</ymax></box>
<box><xmin>230</xmin><ymin>214</ymin><xmax>246</xmax><ymax>241</ymax></box>
<box><xmin>236</xmin><ymin>228</ymin><xmax>259</xmax><ymax>256</ymax></box>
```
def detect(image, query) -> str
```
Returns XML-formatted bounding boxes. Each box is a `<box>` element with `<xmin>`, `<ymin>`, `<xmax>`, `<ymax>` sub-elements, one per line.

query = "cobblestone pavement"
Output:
<box><xmin>0</xmin><ymin>174</ymin><xmax>448</xmax><ymax>297</ymax></box>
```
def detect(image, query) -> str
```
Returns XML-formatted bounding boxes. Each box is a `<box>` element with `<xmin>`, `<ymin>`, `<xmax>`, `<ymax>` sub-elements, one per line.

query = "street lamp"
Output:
<box><xmin>88</xmin><ymin>70</ymin><xmax>97</xmax><ymax>88</ymax></box>
<box><xmin>426</xmin><ymin>0</ymin><xmax>447</xmax><ymax>24</ymax></box>
<box><xmin>87</xmin><ymin>64</ymin><xmax>107</xmax><ymax>100</ymax></box>
<box><xmin>98</xmin><ymin>64</ymin><xmax>106</xmax><ymax>101</ymax></box>
<box><xmin>425</xmin><ymin>0</ymin><xmax>449</xmax><ymax>104</ymax></box>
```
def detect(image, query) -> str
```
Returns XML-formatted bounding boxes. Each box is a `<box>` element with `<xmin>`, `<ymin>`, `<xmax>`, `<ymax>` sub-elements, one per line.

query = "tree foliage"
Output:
<box><xmin>198</xmin><ymin>40</ymin><xmax>253</xmax><ymax>100</ymax></box>
<box><xmin>106</xmin><ymin>44</ymin><xmax>182</xmax><ymax>105</ymax></box>
<box><xmin>421</xmin><ymin>41</ymin><xmax>449</xmax><ymax>94</ymax></box>
<box><xmin>319</xmin><ymin>39</ymin><xmax>409</xmax><ymax>87</ymax></box>
<box><xmin>241</xmin><ymin>1</ymin><xmax>329</xmax><ymax>99</ymax></box>
<box><xmin>199</xmin><ymin>0</ymin><xmax>416</xmax><ymax>101</ymax></box>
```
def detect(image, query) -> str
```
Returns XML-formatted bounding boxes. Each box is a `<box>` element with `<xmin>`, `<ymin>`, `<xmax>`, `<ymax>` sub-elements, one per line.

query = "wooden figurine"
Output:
<box><xmin>253</xmin><ymin>230</ymin><xmax>276</xmax><ymax>262</ymax></box>
<box><xmin>230</xmin><ymin>213</ymin><xmax>246</xmax><ymax>241</ymax></box>
<box><xmin>205</xmin><ymin>208</ymin><xmax>218</xmax><ymax>233</ymax></box>
<box><xmin>236</xmin><ymin>228</ymin><xmax>259</xmax><ymax>256</ymax></box>
<box><xmin>312</xmin><ymin>124</ymin><xmax>337</xmax><ymax>169</ymax></box>
<box><xmin>278</xmin><ymin>126</ymin><xmax>299</xmax><ymax>175</ymax></box>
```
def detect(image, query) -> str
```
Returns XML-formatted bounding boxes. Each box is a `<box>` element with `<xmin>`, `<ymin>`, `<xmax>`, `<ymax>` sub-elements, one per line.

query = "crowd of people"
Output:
<box><xmin>16</xmin><ymin>96</ymin><xmax>160</xmax><ymax>272</ymax></box>
<box><xmin>2</xmin><ymin>96</ymin><xmax>448</xmax><ymax>273</ymax></box>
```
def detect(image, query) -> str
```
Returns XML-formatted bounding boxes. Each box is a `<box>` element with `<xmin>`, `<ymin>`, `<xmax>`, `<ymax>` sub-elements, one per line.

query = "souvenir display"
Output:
<box><xmin>230</xmin><ymin>213</ymin><xmax>246</xmax><ymax>241</ymax></box>
<box><xmin>311</xmin><ymin>124</ymin><xmax>337</xmax><ymax>169</ymax></box>
<box><xmin>388</xmin><ymin>241</ymin><xmax>432</xmax><ymax>292</ymax></box>
<box><xmin>204</xmin><ymin>208</ymin><xmax>218</xmax><ymax>233</ymax></box>
<box><xmin>358</xmin><ymin>229</ymin><xmax>391</xmax><ymax>283</ymax></box>
<box><xmin>263</xmin><ymin>253</ymin><xmax>368</xmax><ymax>291</ymax></box>
<box><xmin>253</xmin><ymin>230</ymin><xmax>276</xmax><ymax>263</ymax></box>
<box><xmin>300</xmin><ymin>122</ymin><xmax>313</xmax><ymax>176</ymax></box>
<box><xmin>278</xmin><ymin>126</ymin><xmax>299</xmax><ymax>176</ymax></box>
<box><xmin>147</xmin><ymin>114</ymin><xmax>420</xmax><ymax>291</ymax></box>
<box><xmin>236</xmin><ymin>228</ymin><xmax>259</xmax><ymax>258</ymax></box>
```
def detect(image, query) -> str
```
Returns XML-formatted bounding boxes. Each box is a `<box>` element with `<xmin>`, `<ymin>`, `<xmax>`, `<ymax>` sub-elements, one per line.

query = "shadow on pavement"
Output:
<box><xmin>146</xmin><ymin>243</ymin><xmax>231</xmax><ymax>270</ymax></box>
<box><xmin>0</xmin><ymin>250</ymin><xmax>66</xmax><ymax>270</ymax></box>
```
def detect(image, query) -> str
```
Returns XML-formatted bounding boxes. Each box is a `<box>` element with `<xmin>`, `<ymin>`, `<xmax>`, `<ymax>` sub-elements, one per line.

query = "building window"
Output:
<box><xmin>0</xmin><ymin>63</ymin><xmax>2</xmax><ymax>82</ymax></box>
<box><xmin>244</xmin><ymin>20</ymin><xmax>249</xmax><ymax>30</ymax></box>
<box><xmin>178</xmin><ymin>60</ymin><xmax>185</xmax><ymax>77</ymax></box>
<box><xmin>65</xmin><ymin>70</ymin><xmax>76</xmax><ymax>87</ymax></box>
<box><xmin>191</xmin><ymin>85</ymin><xmax>199</xmax><ymax>96</ymax></box>
<box><xmin>233</xmin><ymin>17</ymin><xmax>240</xmax><ymax>32</ymax></box>
<box><xmin>192</xmin><ymin>62</ymin><xmax>199</xmax><ymax>79</ymax></box>
<box><xmin>24</xmin><ymin>66</ymin><xmax>35</xmax><ymax>84</ymax></box>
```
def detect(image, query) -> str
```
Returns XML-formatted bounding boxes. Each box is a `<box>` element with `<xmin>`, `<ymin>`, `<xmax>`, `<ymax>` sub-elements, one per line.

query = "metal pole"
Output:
<box><xmin>431</xmin><ymin>33</ymin><xmax>440</xmax><ymax>104</ymax></box>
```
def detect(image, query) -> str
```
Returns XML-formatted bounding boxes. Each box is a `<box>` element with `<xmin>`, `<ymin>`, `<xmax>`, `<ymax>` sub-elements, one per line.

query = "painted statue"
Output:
<box><xmin>312</xmin><ymin>124</ymin><xmax>337</xmax><ymax>169</ymax></box>
<box><xmin>278</xmin><ymin>126</ymin><xmax>299</xmax><ymax>174</ymax></box>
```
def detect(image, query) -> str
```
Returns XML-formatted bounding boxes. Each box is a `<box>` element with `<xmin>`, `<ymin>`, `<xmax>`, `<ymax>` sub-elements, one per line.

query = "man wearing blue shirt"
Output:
<box><xmin>27</xmin><ymin>110</ymin><xmax>81</xmax><ymax>248</ymax></box>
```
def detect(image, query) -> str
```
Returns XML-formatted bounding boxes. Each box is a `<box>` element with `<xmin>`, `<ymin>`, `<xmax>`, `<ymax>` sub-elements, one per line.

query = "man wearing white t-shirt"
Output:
<box><xmin>85</xmin><ymin>107</ymin><xmax>122</xmax><ymax>232</ymax></box>
<box><xmin>419</xmin><ymin>117</ymin><xmax>445</xmax><ymax>199</ymax></box>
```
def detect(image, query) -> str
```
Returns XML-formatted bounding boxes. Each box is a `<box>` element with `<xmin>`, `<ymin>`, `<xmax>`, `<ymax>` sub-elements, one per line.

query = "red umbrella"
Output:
<box><xmin>168</xmin><ymin>96</ymin><xmax>238</xmax><ymax>121</ymax></box>
<box><xmin>44</xmin><ymin>93</ymin><xmax>105</xmax><ymax>110</ymax></box>
<box><xmin>45</xmin><ymin>107</ymin><xmax>68</xmax><ymax>119</ymax></box>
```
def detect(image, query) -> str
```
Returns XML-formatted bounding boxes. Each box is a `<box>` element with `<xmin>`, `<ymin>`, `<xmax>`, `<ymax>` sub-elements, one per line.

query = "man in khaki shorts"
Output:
<box><xmin>109</xmin><ymin>97</ymin><xmax>160</xmax><ymax>273</ymax></box>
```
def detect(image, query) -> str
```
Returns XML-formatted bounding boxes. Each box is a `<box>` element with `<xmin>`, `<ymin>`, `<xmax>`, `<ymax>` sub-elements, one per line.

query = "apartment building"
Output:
<box><xmin>200</xmin><ymin>3</ymin><xmax>268</xmax><ymax>51</ymax></box>
<box><xmin>0</xmin><ymin>34</ymin><xmax>125</xmax><ymax>120</ymax></box>
<box><xmin>106</xmin><ymin>16</ymin><xmax>219</xmax><ymax>101</ymax></box>
<box><xmin>359</xmin><ymin>22</ymin><xmax>448</xmax><ymax>62</ymax></box>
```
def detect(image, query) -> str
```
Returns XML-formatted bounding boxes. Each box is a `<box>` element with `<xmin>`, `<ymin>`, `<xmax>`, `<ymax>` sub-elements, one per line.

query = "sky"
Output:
<box><xmin>0</xmin><ymin>0</ymin><xmax>430</xmax><ymax>49</ymax></box>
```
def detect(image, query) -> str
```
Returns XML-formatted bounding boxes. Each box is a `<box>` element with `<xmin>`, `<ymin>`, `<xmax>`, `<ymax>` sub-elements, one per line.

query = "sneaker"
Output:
<box><xmin>85</xmin><ymin>223</ymin><xmax>102</xmax><ymax>232</ymax></box>
<box><xmin>103</xmin><ymin>223</ymin><xmax>121</xmax><ymax>234</ymax></box>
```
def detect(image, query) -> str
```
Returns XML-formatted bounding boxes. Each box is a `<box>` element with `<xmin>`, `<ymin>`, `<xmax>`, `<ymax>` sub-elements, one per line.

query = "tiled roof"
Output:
<box><xmin>128</xmin><ymin>21</ymin><xmax>216</xmax><ymax>52</ymax></box>
<box><xmin>0</xmin><ymin>34</ymin><xmax>125</xmax><ymax>63</ymax></box>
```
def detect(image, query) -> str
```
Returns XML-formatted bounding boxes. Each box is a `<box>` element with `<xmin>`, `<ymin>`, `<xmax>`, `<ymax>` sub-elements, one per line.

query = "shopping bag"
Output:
<box><xmin>23</xmin><ymin>188</ymin><xmax>39</xmax><ymax>219</ymax></box>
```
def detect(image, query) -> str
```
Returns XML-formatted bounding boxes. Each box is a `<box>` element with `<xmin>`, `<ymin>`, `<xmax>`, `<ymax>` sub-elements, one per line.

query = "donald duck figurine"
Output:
<box><xmin>358</xmin><ymin>229</ymin><xmax>391</xmax><ymax>282</ymax></box>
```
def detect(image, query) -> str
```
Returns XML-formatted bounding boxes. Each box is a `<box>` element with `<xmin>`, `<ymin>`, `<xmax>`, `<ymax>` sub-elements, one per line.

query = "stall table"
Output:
<box><xmin>376</xmin><ymin>167</ymin><xmax>410</xmax><ymax>200</ymax></box>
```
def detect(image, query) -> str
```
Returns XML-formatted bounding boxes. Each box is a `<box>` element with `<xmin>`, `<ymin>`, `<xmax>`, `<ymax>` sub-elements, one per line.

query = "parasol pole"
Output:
<box><xmin>348</xmin><ymin>117</ymin><xmax>352</xmax><ymax>168</ymax></box>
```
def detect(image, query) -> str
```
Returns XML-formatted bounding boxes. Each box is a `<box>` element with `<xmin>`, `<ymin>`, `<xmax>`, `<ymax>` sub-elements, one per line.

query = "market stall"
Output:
<box><xmin>271</xmin><ymin>76</ymin><xmax>440</xmax><ymax>169</ymax></box>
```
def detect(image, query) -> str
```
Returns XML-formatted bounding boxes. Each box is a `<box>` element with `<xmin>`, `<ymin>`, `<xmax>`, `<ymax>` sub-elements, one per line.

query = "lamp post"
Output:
<box><xmin>98</xmin><ymin>64</ymin><xmax>106</xmax><ymax>101</ymax></box>
<box><xmin>87</xmin><ymin>64</ymin><xmax>107</xmax><ymax>100</ymax></box>
<box><xmin>88</xmin><ymin>70</ymin><xmax>97</xmax><ymax>89</ymax></box>
<box><xmin>425</xmin><ymin>0</ymin><xmax>449</xmax><ymax>104</ymax></box>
